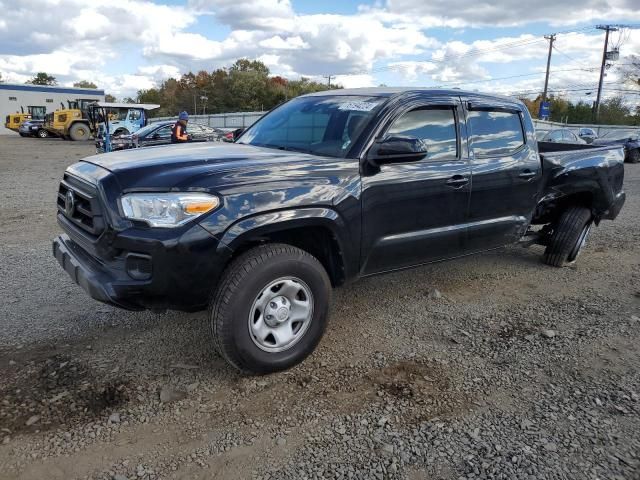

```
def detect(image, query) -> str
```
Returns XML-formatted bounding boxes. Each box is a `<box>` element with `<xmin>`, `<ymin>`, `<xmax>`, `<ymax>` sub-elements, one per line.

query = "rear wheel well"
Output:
<box><xmin>230</xmin><ymin>226</ymin><xmax>346</xmax><ymax>287</ymax></box>
<box><xmin>534</xmin><ymin>192</ymin><xmax>594</xmax><ymax>225</ymax></box>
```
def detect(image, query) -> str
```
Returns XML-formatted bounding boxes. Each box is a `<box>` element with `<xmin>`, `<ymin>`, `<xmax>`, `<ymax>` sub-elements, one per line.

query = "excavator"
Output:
<box><xmin>4</xmin><ymin>107</ymin><xmax>32</xmax><ymax>133</ymax></box>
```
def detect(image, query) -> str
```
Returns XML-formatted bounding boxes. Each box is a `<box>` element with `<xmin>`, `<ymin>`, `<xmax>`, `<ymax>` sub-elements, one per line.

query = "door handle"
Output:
<box><xmin>518</xmin><ymin>170</ymin><xmax>537</xmax><ymax>180</ymax></box>
<box><xmin>446</xmin><ymin>175</ymin><xmax>469</xmax><ymax>188</ymax></box>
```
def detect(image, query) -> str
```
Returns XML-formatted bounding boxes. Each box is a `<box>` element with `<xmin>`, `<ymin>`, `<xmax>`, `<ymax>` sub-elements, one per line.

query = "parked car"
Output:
<box><xmin>578</xmin><ymin>127</ymin><xmax>598</xmax><ymax>144</ymax></box>
<box><xmin>219</xmin><ymin>127</ymin><xmax>245</xmax><ymax>142</ymax></box>
<box><xmin>53</xmin><ymin>88</ymin><xmax>625</xmax><ymax>374</ymax></box>
<box><xmin>18</xmin><ymin>119</ymin><xmax>52</xmax><ymax>138</ymax></box>
<box><xmin>99</xmin><ymin>121</ymin><xmax>223</xmax><ymax>152</ymax></box>
<box><xmin>536</xmin><ymin>128</ymin><xmax>586</xmax><ymax>144</ymax></box>
<box><xmin>592</xmin><ymin>129</ymin><xmax>640</xmax><ymax>163</ymax></box>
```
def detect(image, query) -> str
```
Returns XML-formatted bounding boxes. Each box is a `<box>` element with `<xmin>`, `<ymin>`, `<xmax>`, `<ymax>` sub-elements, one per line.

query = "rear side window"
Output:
<box><xmin>468</xmin><ymin>109</ymin><xmax>525</xmax><ymax>156</ymax></box>
<box><xmin>387</xmin><ymin>107</ymin><xmax>458</xmax><ymax>161</ymax></box>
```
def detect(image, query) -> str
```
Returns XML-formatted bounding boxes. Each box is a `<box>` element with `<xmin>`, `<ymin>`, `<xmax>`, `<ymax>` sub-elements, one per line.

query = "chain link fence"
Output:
<box><xmin>532</xmin><ymin>119</ymin><xmax>636</xmax><ymax>137</ymax></box>
<box><xmin>150</xmin><ymin>111</ymin><xmax>265</xmax><ymax>128</ymax></box>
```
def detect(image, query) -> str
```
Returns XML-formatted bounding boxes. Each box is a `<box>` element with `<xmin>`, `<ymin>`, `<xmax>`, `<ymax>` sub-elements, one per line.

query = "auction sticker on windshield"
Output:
<box><xmin>338</xmin><ymin>101</ymin><xmax>380</xmax><ymax>112</ymax></box>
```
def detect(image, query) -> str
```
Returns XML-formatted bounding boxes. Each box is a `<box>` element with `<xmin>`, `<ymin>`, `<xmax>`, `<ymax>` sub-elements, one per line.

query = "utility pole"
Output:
<box><xmin>324</xmin><ymin>75</ymin><xmax>333</xmax><ymax>87</ymax></box>
<box><xmin>542</xmin><ymin>34</ymin><xmax>555</xmax><ymax>104</ymax></box>
<box><xmin>594</xmin><ymin>25</ymin><xmax>617</xmax><ymax>122</ymax></box>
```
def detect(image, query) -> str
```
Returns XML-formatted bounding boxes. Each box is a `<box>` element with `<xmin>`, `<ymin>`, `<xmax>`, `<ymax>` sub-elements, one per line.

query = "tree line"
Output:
<box><xmin>135</xmin><ymin>59</ymin><xmax>335</xmax><ymax>116</ymax></box>
<box><xmin>519</xmin><ymin>94</ymin><xmax>640</xmax><ymax>126</ymax></box>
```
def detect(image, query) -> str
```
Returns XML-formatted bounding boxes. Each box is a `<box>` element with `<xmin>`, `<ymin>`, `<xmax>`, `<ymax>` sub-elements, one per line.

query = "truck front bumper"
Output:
<box><xmin>53</xmin><ymin>224</ymin><xmax>233</xmax><ymax>312</ymax></box>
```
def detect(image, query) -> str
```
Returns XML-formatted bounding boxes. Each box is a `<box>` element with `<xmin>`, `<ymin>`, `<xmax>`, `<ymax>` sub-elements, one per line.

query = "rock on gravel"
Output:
<box><xmin>159</xmin><ymin>385</ymin><xmax>187</xmax><ymax>403</ymax></box>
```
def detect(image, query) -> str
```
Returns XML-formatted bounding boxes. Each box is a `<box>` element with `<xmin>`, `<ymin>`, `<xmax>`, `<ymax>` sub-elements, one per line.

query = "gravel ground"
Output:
<box><xmin>0</xmin><ymin>135</ymin><xmax>639</xmax><ymax>480</ymax></box>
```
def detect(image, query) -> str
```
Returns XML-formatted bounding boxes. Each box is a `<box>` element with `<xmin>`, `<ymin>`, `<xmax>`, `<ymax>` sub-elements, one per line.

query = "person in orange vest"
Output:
<box><xmin>171</xmin><ymin>111</ymin><xmax>191</xmax><ymax>143</ymax></box>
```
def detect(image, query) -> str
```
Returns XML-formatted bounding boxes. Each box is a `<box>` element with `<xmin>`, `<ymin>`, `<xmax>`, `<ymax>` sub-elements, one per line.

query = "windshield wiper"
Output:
<box><xmin>251</xmin><ymin>143</ymin><xmax>313</xmax><ymax>154</ymax></box>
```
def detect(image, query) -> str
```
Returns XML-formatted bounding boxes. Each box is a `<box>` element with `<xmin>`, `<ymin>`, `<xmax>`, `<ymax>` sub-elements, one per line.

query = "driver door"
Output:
<box><xmin>360</xmin><ymin>95</ymin><xmax>471</xmax><ymax>275</ymax></box>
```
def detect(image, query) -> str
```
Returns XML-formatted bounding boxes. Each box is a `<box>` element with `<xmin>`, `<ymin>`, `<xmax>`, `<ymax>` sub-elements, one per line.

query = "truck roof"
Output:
<box><xmin>301</xmin><ymin>87</ymin><xmax>521</xmax><ymax>104</ymax></box>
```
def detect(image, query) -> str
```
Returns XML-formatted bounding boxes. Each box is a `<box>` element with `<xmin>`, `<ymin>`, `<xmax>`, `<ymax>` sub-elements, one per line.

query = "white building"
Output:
<box><xmin>1</xmin><ymin>83</ymin><xmax>105</xmax><ymax>134</ymax></box>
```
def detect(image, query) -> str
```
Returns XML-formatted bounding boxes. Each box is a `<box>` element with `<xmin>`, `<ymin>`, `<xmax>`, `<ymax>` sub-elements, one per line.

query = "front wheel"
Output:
<box><xmin>627</xmin><ymin>149</ymin><xmax>640</xmax><ymax>164</ymax></box>
<box><xmin>37</xmin><ymin>129</ymin><xmax>49</xmax><ymax>138</ymax></box>
<box><xmin>69</xmin><ymin>123</ymin><xmax>90</xmax><ymax>141</ymax></box>
<box><xmin>543</xmin><ymin>206</ymin><xmax>593</xmax><ymax>267</ymax></box>
<box><xmin>209</xmin><ymin>243</ymin><xmax>331</xmax><ymax>374</ymax></box>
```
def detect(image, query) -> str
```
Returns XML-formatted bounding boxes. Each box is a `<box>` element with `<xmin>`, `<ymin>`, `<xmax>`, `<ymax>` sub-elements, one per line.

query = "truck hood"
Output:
<box><xmin>82</xmin><ymin>142</ymin><xmax>324</xmax><ymax>190</ymax></box>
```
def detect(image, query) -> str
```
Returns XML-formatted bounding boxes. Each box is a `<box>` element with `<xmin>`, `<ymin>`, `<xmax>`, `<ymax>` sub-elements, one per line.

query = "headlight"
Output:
<box><xmin>119</xmin><ymin>193</ymin><xmax>220</xmax><ymax>228</ymax></box>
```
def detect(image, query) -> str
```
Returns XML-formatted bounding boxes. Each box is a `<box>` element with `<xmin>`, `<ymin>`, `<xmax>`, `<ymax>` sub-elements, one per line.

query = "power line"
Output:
<box><xmin>329</xmin><ymin>26</ymin><xmax>597</xmax><ymax>78</ymax></box>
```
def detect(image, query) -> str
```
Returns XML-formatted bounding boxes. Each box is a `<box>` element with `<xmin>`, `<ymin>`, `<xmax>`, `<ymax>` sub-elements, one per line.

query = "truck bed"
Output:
<box><xmin>534</xmin><ymin>142</ymin><xmax>626</xmax><ymax>223</ymax></box>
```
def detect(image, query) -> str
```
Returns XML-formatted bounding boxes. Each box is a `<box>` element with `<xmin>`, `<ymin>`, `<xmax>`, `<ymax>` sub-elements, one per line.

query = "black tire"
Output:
<box><xmin>209</xmin><ymin>243</ymin><xmax>331</xmax><ymax>374</ymax></box>
<box><xmin>19</xmin><ymin>132</ymin><xmax>27</xmax><ymax>137</ymax></box>
<box><xmin>627</xmin><ymin>149</ymin><xmax>640</xmax><ymax>164</ymax></box>
<box><xmin>543</xmin><ymin>206</ymin><xmax>593</xmax><ymax>267</ymax></box>
<box><xmin>37</xmin><ymin>129</ymin><xmax>49</xmax><ymax>138</ymax></box>
<box><xmin>69</xmin><ymin>123</ymin><xmax>90</xmax><ymax>141</ymax></box>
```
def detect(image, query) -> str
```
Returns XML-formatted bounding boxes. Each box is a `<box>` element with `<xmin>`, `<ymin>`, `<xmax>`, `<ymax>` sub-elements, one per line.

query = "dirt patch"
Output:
<box><xmin>371</xmin><ymin>360</ymin><xmax>470</xmax><ymax>423</ymax></box>
<box><xmin>0</xmin><ymin>353</ymin><xmax>130</xmax><ymax>435</ymax></box>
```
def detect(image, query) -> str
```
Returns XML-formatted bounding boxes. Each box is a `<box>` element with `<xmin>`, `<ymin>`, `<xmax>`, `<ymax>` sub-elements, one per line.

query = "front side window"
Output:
<box><xmin>387</xmin><ymin>107</ymin><xmax>458</xmax><ymax>161</ymax></box>
<box><xmin>468</xmin><ymin>109</ymin><xmax>525</xmax><ymax>156</ymax></box>
<box><xmin>238</xmin><ymin>95</ymin><xmax>386</xmax><ymax>158</ymax></box>
<box><xmin>154</xmin><ymin>125</ymin><xmax>172</xmax><ymax>138</ymax></box>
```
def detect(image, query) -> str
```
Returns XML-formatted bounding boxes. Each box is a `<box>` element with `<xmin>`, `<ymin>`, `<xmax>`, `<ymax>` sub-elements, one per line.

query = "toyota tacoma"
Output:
<box><xmin>53</xmin><ymin>88</ymin><xmax>626</xmax><ymax>374</ymax></box>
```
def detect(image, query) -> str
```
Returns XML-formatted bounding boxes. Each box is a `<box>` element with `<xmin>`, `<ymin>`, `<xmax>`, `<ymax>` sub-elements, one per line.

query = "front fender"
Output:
<box><xmin>216</xmin><ymin>207</ymin><xmax>359</xmax><ymax>281</ymax></box>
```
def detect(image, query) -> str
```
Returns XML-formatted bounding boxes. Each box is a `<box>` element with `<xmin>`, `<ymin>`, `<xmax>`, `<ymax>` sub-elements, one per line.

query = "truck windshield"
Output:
<box><xmin>237</xmin><ymin>95</ymin><xmax>386</xmax><ymax>158</ymax></box>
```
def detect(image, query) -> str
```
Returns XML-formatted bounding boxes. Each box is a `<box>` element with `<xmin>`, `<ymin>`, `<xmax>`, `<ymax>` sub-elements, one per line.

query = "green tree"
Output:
<box><xmin>73</xmin><ymin>80</ymin><xmax>97</xmax><ymax>89</ymax></box>
<box><xmin>598</xmin><ymin>96</ymin><xmax>632</xmax><ymax>125</ymax></box>
<box><xmin>126</xmin><ymin>59</ymin><xmax>337</xmax><ymax>116</ymax></box>
<box><xmin>105</xmin><ymin>93</ymin><xmax>117</xmax><ymax>102</ymax></box>
<box><xmin>27</xmin><ymin>72</ymin><xmax>57</xmax><ymax>86</ymax></box>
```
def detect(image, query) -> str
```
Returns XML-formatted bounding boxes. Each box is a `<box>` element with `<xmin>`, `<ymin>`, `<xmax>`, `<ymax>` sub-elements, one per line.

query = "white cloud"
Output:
<box><xmin>0</xmin><ymin>0</ymin><xmax>638</xmax><ymax>103</ymax></box>
<box><xmin>384</xmin><ymin>0</ymin><xmax>640</xmax><ymax>27</ymax></box>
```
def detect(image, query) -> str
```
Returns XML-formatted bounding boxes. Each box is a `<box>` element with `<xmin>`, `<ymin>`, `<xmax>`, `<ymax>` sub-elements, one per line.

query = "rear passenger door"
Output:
<box><xmin>464</xmin><ymin>100</ymin><xmax>541</xmax><ymax>251</ymax></box>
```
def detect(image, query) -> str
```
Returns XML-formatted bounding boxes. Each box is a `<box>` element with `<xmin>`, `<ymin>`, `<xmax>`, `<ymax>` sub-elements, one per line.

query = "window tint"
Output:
<box><xmin>387</xmin><ymin>107</ymin><xmax>458</xmax><ymax>160</ymax></box>
<box><xmin>468</xmin><ymin>109</ymin><xmax>525</xmax><ymax>155</ymax></box>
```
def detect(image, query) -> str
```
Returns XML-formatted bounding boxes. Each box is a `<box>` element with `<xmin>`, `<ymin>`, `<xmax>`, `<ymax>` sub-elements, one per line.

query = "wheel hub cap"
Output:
<box><xmin>248</xmin><ymin>277</ymin><xmax>314</xmax><ymax>353</ymax></box>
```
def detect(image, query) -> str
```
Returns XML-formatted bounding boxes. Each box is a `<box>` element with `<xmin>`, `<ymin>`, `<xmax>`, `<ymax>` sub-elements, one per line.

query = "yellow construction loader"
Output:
<box><xmin>43</xmin><ymin>99</ymin><xmax>97</xmax><ymax>140</ymax></box>
<box><xmin>4</xmin><ymin>108</ymin><xmax>32</xmax><ymax>133</ymax></box>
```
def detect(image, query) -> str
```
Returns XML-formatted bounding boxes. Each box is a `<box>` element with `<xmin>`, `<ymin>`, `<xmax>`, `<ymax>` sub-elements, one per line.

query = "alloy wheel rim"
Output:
<box><xmin>248</xmin><ymin>276</ymin><xmax>314</xmax><ymax>353</ymax></box>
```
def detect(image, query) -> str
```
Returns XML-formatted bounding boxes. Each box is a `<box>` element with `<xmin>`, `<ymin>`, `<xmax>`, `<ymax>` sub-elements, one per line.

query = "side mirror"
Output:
<box><xmin>367</xmin><ymin>135</ymin><xmax>428</xmax><ymax>166</ymax></box>
<box><xmin>233</xmin><ymin>128</ymin><xmax>245</xmax><ymax>140</ymax></box>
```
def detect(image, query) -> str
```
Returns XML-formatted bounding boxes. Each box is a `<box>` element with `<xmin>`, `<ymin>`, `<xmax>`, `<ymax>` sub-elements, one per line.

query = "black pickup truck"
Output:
<box><xmin>53</xmin><ymin>88</ymin><xmax>626</xmax><ymax>374</ymax></box>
